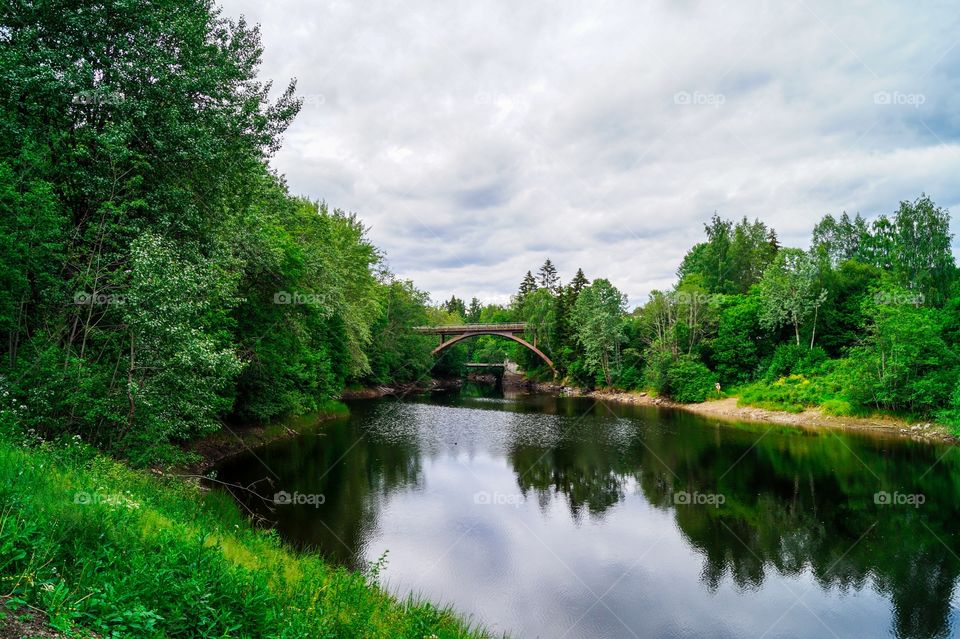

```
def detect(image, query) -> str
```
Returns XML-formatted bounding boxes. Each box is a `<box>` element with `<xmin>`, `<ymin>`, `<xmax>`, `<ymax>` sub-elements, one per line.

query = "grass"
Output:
<box><xmin>0</xmin><ymin>432</ymin><xmax>497</xmax><ymax>638</ymax></box>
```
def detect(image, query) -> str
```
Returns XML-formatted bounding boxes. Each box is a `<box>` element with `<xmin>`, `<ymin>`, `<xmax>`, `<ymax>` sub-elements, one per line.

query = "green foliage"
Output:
<box><xmin>821</xmin><ymin>398</ymin><xmax>856</xmax><ymax>417</ymax></box>
<box><xmin>764</xmin><ymin>344</ymin><xmax>828</xmax><ymax>381</ymax></box>
<box><xmin>938</xmin><ymin>379</ymin><xmax>960</xmax><ymax>432</ymax></box>
<box><xmin>571</xmin><ymin>279</ymin><xmax>627</xmax><ymax>386</ymax></box>
<box><xmin>677</xmin><ymin>215</ymin><xmax>778</xmax><ymax>294</ymax></box>
<box><xmin>366</xmin><ymin>280</ymin><xmax>435</xmax><ymax>385</ymax></box>
<box><xmin>666</xmin><ymin>357</ymin><xmax>717</xmax><ymax>403</ymax></box>
<box><xmin>738</xmin><ymin>371</ymin><xmax>846</xmax><ymax>413</ymax></box>
<box><xmin>0</xmin><ymin>0</ymin><xmax>441</xmax><ymax>460</ymax></box>
<box><xmin>708</xmin><ymin>293</ymin><xmax>768</xmax><ymax>385</ymax></box>
<box><xmin>846</xmin><ymin>295</ymin><xmax>959</xmax><ymax>415</ymax></box>
<box><xmin>757</xmin><ymin>248</ymin><xmax>827</xmax><ymax>347</ymax></box>
<box><xmin>0</xmin><ymin>437</ymin><xmax>492</xmax><ymax>638</ymax></box>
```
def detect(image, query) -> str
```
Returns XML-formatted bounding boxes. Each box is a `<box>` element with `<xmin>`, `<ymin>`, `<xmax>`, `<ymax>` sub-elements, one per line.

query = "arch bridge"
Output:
<box><xmin>413</xmin><ymin>323</ymin><xmax>556</xmax><ymax>374</ymax></box>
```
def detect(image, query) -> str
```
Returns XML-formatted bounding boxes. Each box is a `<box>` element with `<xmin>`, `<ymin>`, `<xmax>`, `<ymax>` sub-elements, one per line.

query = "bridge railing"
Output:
<box><xmin>413</xmin><ymin>323</ymin><xmax>527</xmax><ymax>334</ymax></box>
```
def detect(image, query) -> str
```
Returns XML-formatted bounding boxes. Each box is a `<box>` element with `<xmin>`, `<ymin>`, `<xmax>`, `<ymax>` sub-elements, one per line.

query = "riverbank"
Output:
<box><xmin>181</xmin><ymin>403</ymin><xmax>349</xmax><ymax>474</ymax></box>
<box><xmin>568</xmin><ymin>387</ymin><xmax>958</xmax><ymax>444</ymax></box>
<box><xmin>0</xmin><ymin>436</ymin><xmax>496</xmax><ymax>639</ymax></box>
<box><xmin>340</xmin><ymin>378</ymin><xmax>462</xmax><ymax>400</ymax></box>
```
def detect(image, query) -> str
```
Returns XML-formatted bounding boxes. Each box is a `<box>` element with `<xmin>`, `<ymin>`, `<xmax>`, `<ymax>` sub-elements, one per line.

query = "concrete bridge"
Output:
<box><xmin>413</xmin><ymin>323</ymin><xmax>555</xmax><ymax>373</ymax></box>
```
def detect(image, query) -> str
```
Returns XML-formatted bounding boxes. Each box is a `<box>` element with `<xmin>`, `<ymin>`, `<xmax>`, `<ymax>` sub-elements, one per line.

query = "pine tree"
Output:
<box><xmin>467</xmin><ymin>297</ymin><xmax>482</xmax><ymax>323</ymax></box>
<box><xmin>766</xmin><ymin>228</ymin><xmax>780</xmax><ymax>253</ymax></box>
<box><xmin>517</xmin><ymin>271</ymin><xmax>538</xmax><ymax>304</ymax></box>
<box><xmin>569</xmin><ymin>268</ymin><xmax>589</xmax><ymax>298</ymax></box>
<box><xmin>538</xmin><ymin>259</ymin><xmax>561</xmax><ymax>292</ymax></box>
<box><xmin>444</xmin><ymin>295</ymin><xmax>466</xmax><ymax>319</ymax></box>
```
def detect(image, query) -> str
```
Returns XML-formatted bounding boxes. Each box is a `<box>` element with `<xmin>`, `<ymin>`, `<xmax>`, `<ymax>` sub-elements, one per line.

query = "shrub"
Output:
<box><xmin>666</xmin><ymin>357</ymin><xmax>718</xmax><ymax>403</ymax></box>
<box><xmin>937</xmin><ymin>379</ymin><xmax>960</xmax><ymax>434</ymax></box>
<box><xmin>821</xmin><ymin>398</ymin><xmax>856</xmax><ymax>417</ymax></box>
<box><xmin>764</xmin><ymin>344</ymin><xmax>828</xmax><ymax>381</ymax></box>
<box><xmin>644</xmin><ymin>352</ymin><xmax>673</xmax><ymax>396</ymax></box>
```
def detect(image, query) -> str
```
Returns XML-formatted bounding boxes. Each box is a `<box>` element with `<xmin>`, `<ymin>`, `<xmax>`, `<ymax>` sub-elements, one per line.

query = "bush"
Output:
<box><xmin>937</xmin><ymin>379</ymin><xmax>960</xmax><ymax>433</ymax></box>
<box><xmin>666</xmin><ymin>357</ymin><xmax>718</xmax><ymax>403</ymax></box>
<box><xmin>739</xmin><ymin>361</ymin><xmax>851</xmax><ymax>413</ymax></box>
<box><xmin>821</xmin><ymin>398</ymin><xmax>856</xmax><ymax>417</ymax></box>
<box><xmin>644</xmin><ymin>352</ymin><xmax>673</xmax><ymax>396</ymax></box>
<box><xmin>764</xmin><ymin>344</ymin><xmax>828</xmax><ymax>381</ymax></box>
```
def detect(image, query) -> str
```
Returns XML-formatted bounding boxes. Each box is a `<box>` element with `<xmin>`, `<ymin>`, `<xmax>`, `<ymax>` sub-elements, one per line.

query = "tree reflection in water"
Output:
<box><xmin>217</xmin><ymin>392</ymin><xmax>960</xmax><ymax>639</ymax></box>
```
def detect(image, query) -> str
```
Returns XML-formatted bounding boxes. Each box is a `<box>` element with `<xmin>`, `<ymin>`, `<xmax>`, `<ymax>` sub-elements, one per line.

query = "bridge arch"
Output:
<box><xmin>431</xmin><ymin>331</ymin><xmax>555</xmax><ymax>373</ymax></box>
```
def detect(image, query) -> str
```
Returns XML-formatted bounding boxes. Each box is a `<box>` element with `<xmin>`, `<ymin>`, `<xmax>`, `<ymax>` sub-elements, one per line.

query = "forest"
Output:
<box><xmin>3</xmin><ymin>1</ymin><xmax>960</xmax><ymax>637</ymax></box>
<box><xmin>452</xmin><ymin>199</ymin><xmax>960</xmax><ymax>428</ymax></box>
<box><xmin>0</xmin><ymin>0</ymin><xmax>447</xmax><ymax>465</ymax></box>
<box><xmin>2</xmin><ymin>0</ymin><xmax>959</xmax><ymax>473</ymax></box>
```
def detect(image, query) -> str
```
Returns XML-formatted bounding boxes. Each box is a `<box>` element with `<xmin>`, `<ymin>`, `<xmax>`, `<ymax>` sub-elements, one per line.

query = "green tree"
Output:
<box><xmin>811</xmin><ymin>212</ymin><xmax>870</xmax><ymax>267</ymax></box>
<box><xmin>757</xmin><ymin>248</ymin><xmax>827</xmax><ymax>348</ymax></box>
<box><xmin>848</xmin><ymin>294</ymin><xmax>959</xmax><ymax>414</ymax></box>
<box><xmin>365</xmin><ymin>279</ymin><xmax>435</xmax><ymax>384</ymax></box>
<box><xmin>516</xmin><ymin>271</ymin><xmax>538</xmax><ymax>305</ymax></box>
<box><xmin>569</xmin><ymin>268</ymin><xmax>589</xmax><ymax>298</ymax></box>
<box><xmin>537</xmin><ymin>259</ymin><xmax>561</xmax><ymax>292</ymax></box>
<box><xmin>571</xmin><ymin>279</ymin><xmax>627</xmax><ymax>386</ymax></box>
<box><xmin>466</xmin><ymin>297</ymin><xmax>482</xmax><ymax>323</ymax></box>
<box><xmin>678</xmin><ymin>215</ymin><xmax>777</xmax><ymax>294</ymax></box>
<box><xmin>443</xmin><ymin>295</ymin><xmax>466</xmax><ymax>319</ymax></box>
<box><xmin>708</xmin><ymin>293</ymin><xmax>769</xmax><ymax>385</ymax></box>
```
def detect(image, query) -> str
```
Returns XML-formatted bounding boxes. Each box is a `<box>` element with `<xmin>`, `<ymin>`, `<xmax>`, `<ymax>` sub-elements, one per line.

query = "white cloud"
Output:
<box><xmin>220</xmin><ymin>0</ymin><xmax>960</xmax><ymax>307</ymax></box>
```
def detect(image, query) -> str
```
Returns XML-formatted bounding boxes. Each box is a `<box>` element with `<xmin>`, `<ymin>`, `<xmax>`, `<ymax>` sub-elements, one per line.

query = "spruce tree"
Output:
<box><xmin>467</xmin><ymin>297</ymin><xmax>482</xmax><ymax>323</ymax></box>
<box><xmin>537</xmin><ymin>259</ymin><xmax>561</xmax><ymax>292</ymax></box>
<box><xmin>569</xmin><ymin>268</ymin><xmax>589</xmax><ymax>298</ymax></box>
<box><xmin>517</xmin><ymin>271</ymin><xmax>538</xmax><ymax>304</ymax></box>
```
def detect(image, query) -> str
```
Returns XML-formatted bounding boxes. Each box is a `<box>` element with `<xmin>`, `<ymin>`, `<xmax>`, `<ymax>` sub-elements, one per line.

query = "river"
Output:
<box><xmin>216</xmin><ymin>387</ymin><xmax>960</xmax><ymax>639</ymax></box>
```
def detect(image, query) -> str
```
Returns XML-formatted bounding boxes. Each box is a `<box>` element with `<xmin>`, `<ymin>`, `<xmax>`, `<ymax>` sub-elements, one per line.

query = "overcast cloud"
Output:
<box><xmin>218</xmin><ymin>0</ymin><xmax>960</xmax><ymax>307</ymax></box>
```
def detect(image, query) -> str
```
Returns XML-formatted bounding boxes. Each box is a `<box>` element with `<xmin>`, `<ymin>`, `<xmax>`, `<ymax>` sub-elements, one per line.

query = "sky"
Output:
<box><xmin>218</xmin><ymin>0</ymin><xmax>960</xmax><ymax>307</ymax></box>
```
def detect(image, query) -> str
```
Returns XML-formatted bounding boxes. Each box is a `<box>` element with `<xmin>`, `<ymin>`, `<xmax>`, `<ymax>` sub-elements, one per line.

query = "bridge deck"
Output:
<box><xmin>413</xmin><ymin>323</ymin><xmax>526</xmax><ymax>334</ymax></box>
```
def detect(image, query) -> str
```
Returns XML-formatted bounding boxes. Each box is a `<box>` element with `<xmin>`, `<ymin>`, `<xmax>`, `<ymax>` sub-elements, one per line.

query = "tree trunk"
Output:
<box><xmin>809</xmin><ymin>305</ymin><xmax>819</xmax><ymax>349</ymax></box>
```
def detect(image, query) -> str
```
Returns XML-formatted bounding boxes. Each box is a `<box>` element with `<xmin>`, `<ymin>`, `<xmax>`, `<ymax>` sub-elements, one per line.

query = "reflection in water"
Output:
<box><xmin>217</xmin><ymin>391</ymin><xmax>960</xmax><ymax>639</ymax></box>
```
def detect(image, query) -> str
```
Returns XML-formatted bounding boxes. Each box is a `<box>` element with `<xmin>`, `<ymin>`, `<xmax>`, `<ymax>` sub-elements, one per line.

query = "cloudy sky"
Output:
<box><xmin>220</xmin><ymin>0</ymin><xmax>960</xmax><ymax>307</ymax></box>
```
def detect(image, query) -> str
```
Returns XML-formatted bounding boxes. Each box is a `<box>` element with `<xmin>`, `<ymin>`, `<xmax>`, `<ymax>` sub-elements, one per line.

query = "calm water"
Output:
<box><xmin>217</xmin><ymin>389</ymin><xmax>960</xmax><ymax>639</ymax></box>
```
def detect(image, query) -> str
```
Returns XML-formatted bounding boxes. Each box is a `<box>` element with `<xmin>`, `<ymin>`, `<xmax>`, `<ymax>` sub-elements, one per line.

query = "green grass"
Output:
<box><xmin>0</xmin><ymin>434</ymin><xmax>497</xmax><ymax>638</ymax></box>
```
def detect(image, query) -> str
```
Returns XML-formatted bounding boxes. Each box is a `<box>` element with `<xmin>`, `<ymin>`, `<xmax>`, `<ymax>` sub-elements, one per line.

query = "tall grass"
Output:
<box><xmin>0</xmin><ymin>435</ymin><xmax>496</xmax><ymax>638</ymax></box>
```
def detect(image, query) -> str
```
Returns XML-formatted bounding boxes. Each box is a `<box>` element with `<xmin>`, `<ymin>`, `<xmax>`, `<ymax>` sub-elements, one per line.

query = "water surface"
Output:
<box><xmin>217</xmin><ymin>389</ymin><xmax>960</xmax><ymax>638</ymax></box>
